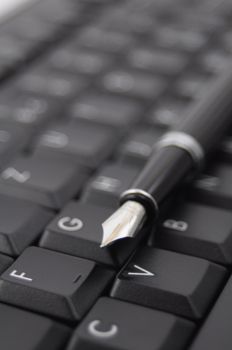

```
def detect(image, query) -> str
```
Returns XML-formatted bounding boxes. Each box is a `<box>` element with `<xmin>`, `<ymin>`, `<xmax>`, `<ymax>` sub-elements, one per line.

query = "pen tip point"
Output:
<box><xmin>100</xmin><ymin>201</ymin><xmax>146</xmax><ymax>248</ymax></box>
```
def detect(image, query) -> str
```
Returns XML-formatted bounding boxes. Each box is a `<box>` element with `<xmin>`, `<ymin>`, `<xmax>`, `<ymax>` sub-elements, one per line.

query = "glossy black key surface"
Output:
<box><xmin>33</xmin><ymin>0</ymin><xmax>80</xmax><ymax>25</ymax></box>
<box><xmin>0</xmin><ymin>124</ymin><xmax>30</xmax><ymax>165</ymax></box>
<box><xmin>3</xmin><ymin>16</ymin><xmax>58</xmax><ymax>43</ymax></box>
<box><xmin>223</xmin><ymin>30</ymin><xmax>232</xmax><ymax>53</ymax></box>
<box><xmin>0</xmin><ymin>195</ymin><xmax>52</xmax><ymax>256</ymax></box>
<box><xmin>48</xmin><ymin>47</ymin><xmax>112</xmax><ymax>76</ymax></box>
<box><xmin>0</xmin><ymin>156</ymin><xmax>87</xmax><ymax>209</ymax></box>
<box><xmin>128</xmin><ymin>48</ymin><xmax>187</xmax><ymax>75</ymax></box>
<box><xmin>102</xmin><ymin>69</ymin><xmax>166</xmax><ymax>99</ymax></box>
<box><xmin>158</xmin><ymin>202</ymin><xmax>232</xmax><ymax>264</ymax></box>
<box><xmin>0</xmin><ymin>303</ymin><xmax>70</xmax><ymax>350</ymax></box>
<box><xmin>200</xmin><ymin>49</ymin><xmax>231</xmax><ymax>74</ymax></box>
<box><xmin>76</xmin><ymin>27</ymin><xmax>135</xmax><ymax>53</ymax></box>
<box><xmin>71</xmin><ymin>93</ymin><xmax>142</xmax><ymax>128</ymax></box>
<box><xmin>0</xmin><ymin>247</ymin><xmax>114</xmax><ymax>321</ymax></box>
<box><xmin>100</xmin><ymin>9</ymin><xmax>155</xmax><ymax>34</ymax></box>
<box><xmin>190</xmin><ymin>276</ymin><xmax>232</xmax><ymax>350</ymax></box>
<box><xmin>0</xmin><ymin>254</ymin><xmax>13</xmax><ymax>274</ymax></box>
<box><xmin>191</xmin><ymin>163</ymin><xmax>232</xmax><ymax>210</ymax></box>
<box><xmin>0</xmin><ymin>36</ymin><xmax>32</xmax><ymax>63</ymax></box>
<box><xmin>155</xmin><ymin>26</ymin><xmax>207</xmax><ymax>52</ymax></box>
<box><xmin>34</xmin><ymin>121</ymin><xmax>117</xmax><ymax>169</ymax></box>
<box><xmin>15</xmin><ymin>69</ymin><xmax>87</xmax><ymax>102</ymax></box>
<box><xmin>0</xmin><ymin>91</ymin><xmax>60</xmax><ymax>129</ymax></box>
<box><xmin>67</xmin><ymin>298</ymin><xmax>194</xmax><ymax>350</ymax></box>
<box><xmin>83</xmin><ymin>163</ymin><xmax>138</xmax><ymax>208</ymax></box>
<box><xmin>111</xmin><ymin>247</ymin><xmax>227</xmax><ymax>319</ymax></box>
<box><xmin>40</xmin><ymin>201</ymin><xmax>146</xmax><ymax>267</ymax></box>
<box><xmin>148</xmin><ymin>98</ymin><xmax>189</xmax><ymax>128</ymax></box>
<box><xmin>118</xmin><ymin>127</ymin><xmax>164</xmax><ymax>167</ymax></box>
<box><xmin>175</xmin><ymin>74</ymin><xmax>211</xmax><ymax>100</ymax></box>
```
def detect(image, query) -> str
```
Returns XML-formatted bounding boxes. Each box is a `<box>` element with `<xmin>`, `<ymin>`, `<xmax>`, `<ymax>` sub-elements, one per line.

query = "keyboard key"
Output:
<box><xmin>118</xmin><ymin>127</ymin><xmax>164</xmax><ymax>167</ymax></box>
<box><xmin>148</xmin><ymin>98</ymin><xmax>189</xmax><ymax>128</ymax></box>
<box><xmin>190</xmin><ymin>276</ymin><xmax>232</xmax><ymax>350</ymax></box>
<box><xmin>102</xmin><ymin>69</ymin><xmax>166</xmax><ymax>99</ymax></box>
<box><xmin>175</xmin><ymin>74</ymin><xmax>210</xmax><ymax>100</ymax></box>
<box><xmin>0</xmin><ymin>59</ymin><xmax>16</xmax><ymax>80</ymax></box>
<box><xmin>100</xmin><ymin>9</ymin><xmax>155</xmax><ymax>34</ymax></box>
<box><xmin>0</xmin><ymin>195</ymin><xmax>52</xmax><ymax>256</ymax></box>
<box><xmin>67</xmin><ymin>297</ymin><xmax>194</xmax><ymax>350</ymax></box>
<box><xmin>0</xmin><ymin>303</ymin><xmax>70</xmax><ymax>350</ymax></box>
<box><xmin>48</xmin><ymin>47</ymin><xmax>112</xmax><ymax>76</ymax></box>
<box><xmin>0</xmin><ymin>91</ymin><xmax>59</xmax><ymax>129</ymax></box>
<box><xmin>0</xmin><ymin>254</ymin><xmax>13</xmax><ymax>274</ymax></box>
<box><xmin>34</xmin><ymin>121</ymin><xmax>117</xmax><ymax>169</ymax></box>
<box><xmin>71</xmin><ymin>93</ymin><xmax>142</xmax><ymax>128</ymax></box>
<box><xmin>15</xmin><ymin>69</ymin><xmax>87</xmax><ymax>102</ymax></box>
<box><xmin>0</xmin><ymin>35</ymin><xmax>32</xmax><ymax>63</ymax></box>
<box><xmin>0</xmin><ymin>247</ymin><xmax>114</xmax><ymax>321</ymax></box>
<box><xmin>223</xmin><ymin>30</ymin><xmax>232</xmax><ymax>53</ymax></box>
<box><xmin>155</xmin><ymin>26</ymin><xmax>207</xmax><ymax>52</ymax></box>
<box><xmin>78</xmin><ymin>0</ymin><xmax>117</xmax><ymax>4</ymax></box>
<box><xmin>33</xmin><ymin>0</ymin><xmax>79</xmax><ymax>25</ymax></box>
<box><xmin>40</xmin><ymin>201</ymin><xmax>146</xmax><ymax>267</ymax></box>
<box><xmin>0</xmin><ymin>124</ymin><xmax>30</xmax><ymax>166</ymax></box>
<box><xmin>200</xmin><ymin>49</ymin><xmax>231</xmax><ymax>74</ymax></box>
<box><xmin>179</xmin><ymin>12</ymin><xmax>225</xmax><ymax>34</ymax></box>
<box><xmin>111</xmin><ymin>247</ymin><xmax>226</xmax><ymax>319</ymax></box>
<box><xmin>158</xmin><ymin>202</ymin><xmax>232</xmax><ymax>264</ymax></box>
<box><xmin>191</xmin><ymin>163</ymin><xmax>232</xmax><ymax>210</ymax></box>
<box><xmin>128</xmin><ymin>48</ymin><xmax>187</xmax><ymax>75</ymax></box>
<box><xmin>3</xmin><ymin>15</ymin><xmax>58</xmax><ymax>43</ymax></box>
<box><xmin>83</xmin><ymin>163</ymin><xmax>138</xmax><ymax>208</ymax></box>
<box><xmin>76</xmin><ymin>27</ymin><xmax>135</xmax><ymax>53</ymax></box>
<box><xmin>0</xmin><ymin>156</ymin><xmax>87</xmax><ymax>209</ymax></box>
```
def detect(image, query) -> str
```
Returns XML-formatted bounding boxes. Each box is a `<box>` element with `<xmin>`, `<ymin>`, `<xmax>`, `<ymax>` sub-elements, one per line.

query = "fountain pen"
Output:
<box><xmin>101</xmin><ymin>68</ymin><xmax>232</xmax><ymax>248</ymax></box>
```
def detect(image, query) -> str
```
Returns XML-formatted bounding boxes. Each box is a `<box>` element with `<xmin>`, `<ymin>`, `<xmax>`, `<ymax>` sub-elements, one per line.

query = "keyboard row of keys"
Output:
<box><xmin>0</xmin><ymin>156</ymin><xmax>87</xmax><ymax>209</ymax></box>
<box><xmin>34</xmin><ymin>121</ymin><xmax>118</xmax><ymax>169</ymax></box>
<box><xmin>0</xmin><ymin>243</ymin><xmax>226</xmax><ymax>323</ymax></box>
<box><xmin>68</xmin><ymin>297</ymin><xmax>194</xmax><ymax>350</ymax></box>
<box><xmin>40</xmin><ymin>201</ymin><xmax>146</xmax><ymax>267</ymax></box>
<box><xmin>0</xmin><ymin>247</ymin><xmax>114</xmax><ymax>321</ymax></box>
<box><xmin>0</xmin><ymin>303</ymin><xmax>71</xmax><ymax>350</ymax></box>
<box><xmin>0</xmin><ymin>91</ymin><xmax>60</xmax><ymax>130</ymax></box>
<box><xmin>0</xmin><ymin>0</ymin><xmax>86</xmax><ymax>82</ymax></box>
<box><xmin>158</xmin><ymin>201</ymin><xmax>232</xmax><ymax>265</ymax></box>
<box><xmin>0</xmin><ymin>195</ymin><xmax>52</xmax><ymax>256</ymax></box>
<box><xmin>111</xmin><ymin>246</ymin><xmax>226</xmax><ymax>320</ymax></box>
<box><xmin>83</xmin><ymin>163</ymin><xmax>139</xmax><ymax>208</ymax></box>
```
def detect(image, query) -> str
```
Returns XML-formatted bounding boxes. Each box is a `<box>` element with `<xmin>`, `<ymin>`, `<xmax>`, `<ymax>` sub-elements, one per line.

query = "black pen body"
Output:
<box><xmin>121</xmin><ymin>68</ymin><xmax>232</xmax><ymax>218</ymax></box>
<box><xmin>121</xmin><ymin>146</ymin><xmax>193</xmax><ymax>217</ymax></box>
<box><xmin>177</xmin><ymin>69</ymin><xmax>232</xmax><ymax>153</ymax></box>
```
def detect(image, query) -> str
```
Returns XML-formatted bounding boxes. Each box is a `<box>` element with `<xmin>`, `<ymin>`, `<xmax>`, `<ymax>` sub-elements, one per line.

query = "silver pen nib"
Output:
<box><xmin>101</xmin><ymin>200</ymin><xmax>146</xmax><ymax>248</ymax></box>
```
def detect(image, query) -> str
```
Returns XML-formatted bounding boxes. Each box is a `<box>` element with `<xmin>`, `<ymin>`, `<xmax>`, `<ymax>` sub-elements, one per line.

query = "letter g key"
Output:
<box><xmin>58</xmin><ymin>217</ymin><xmax>83</xmax><ymax>232</ymax></box>
<box><xmin>88</xmin><ymin>320</ymin><xmax>118</xmax><ymax>339</ymax></box>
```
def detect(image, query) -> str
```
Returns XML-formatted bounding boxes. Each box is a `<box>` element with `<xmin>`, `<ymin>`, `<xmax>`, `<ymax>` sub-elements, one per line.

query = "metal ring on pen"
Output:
<box><xmin>156</xmin><ymin>131</ymin><xmax>205</xmax><ymax>167</ymax></box>
<box><xmin>121</xmin><ymin>188</ymin><xmax>159</xmax><ymax>214</ymax></box>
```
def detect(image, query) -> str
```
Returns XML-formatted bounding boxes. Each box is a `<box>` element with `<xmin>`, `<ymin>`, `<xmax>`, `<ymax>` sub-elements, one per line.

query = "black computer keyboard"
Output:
<box><xmin>0</xmin><ymin>0</ymin><xmax>232</xmax><ymax>349</ymax></box>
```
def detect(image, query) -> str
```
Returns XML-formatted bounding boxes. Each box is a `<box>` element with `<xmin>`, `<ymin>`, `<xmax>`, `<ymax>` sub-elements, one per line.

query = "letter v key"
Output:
<box><xmin>128</xmin><ymin>265</ymin><xmax>155</xmax><ymax>277</ymax></box>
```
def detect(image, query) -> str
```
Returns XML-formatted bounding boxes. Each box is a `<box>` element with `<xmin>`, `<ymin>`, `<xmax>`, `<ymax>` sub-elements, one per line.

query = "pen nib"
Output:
<box><xmin>101</xmin><ymin>200</ymin><xmax>146</xmax><ymax>248</ymax></box>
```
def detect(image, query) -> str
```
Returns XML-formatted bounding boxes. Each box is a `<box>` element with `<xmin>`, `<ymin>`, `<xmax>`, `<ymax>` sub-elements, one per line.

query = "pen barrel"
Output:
<box><xmin>177</xmin><ymin>70</ymin><xmax>232</xmax><ymax>154</ymax></box>
<box><xmin>121</xmin><ymin>68</ymin><xmax>232</xmax><ymax>220</ymax></box>
<box><xmin>121</xmin><ymin>146</ymin><xmax>193</xmax><ymax>218</ymax></box>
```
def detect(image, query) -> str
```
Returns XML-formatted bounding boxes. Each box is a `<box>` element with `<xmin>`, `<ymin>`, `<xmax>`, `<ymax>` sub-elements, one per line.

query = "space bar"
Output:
<box><xmin>190</xmin><ymin>275</ymin><xmax>232</xmax><ymax>350</ymax></box>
